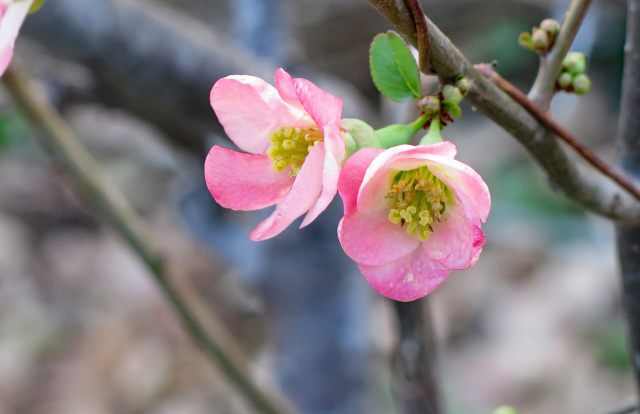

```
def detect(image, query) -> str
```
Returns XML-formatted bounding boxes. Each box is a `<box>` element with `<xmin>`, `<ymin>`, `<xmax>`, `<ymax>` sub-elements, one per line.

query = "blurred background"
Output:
<box><xmin>0</xmin><ymin>0</ymin><xmax>634</xmax><ymax>413</ymax></box>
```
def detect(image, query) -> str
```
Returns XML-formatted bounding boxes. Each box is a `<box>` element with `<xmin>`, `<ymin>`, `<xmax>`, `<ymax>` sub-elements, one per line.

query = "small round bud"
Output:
<box><xmin>340</xmin><ymin>118</ymin><xmax>381</xmax><ymax>149</ymax></box>
<box><xmin>455</xmin><ymin>76</ymin><xmax>470</xmax><ymax>93</ymax></box>
<box><xmin>540</xmin><ymin>18</ymin><xmax>559</xmax><ymax>36</ymax></box>
<box><xmin>418</xmin><ymin>95</ymin><xmax>440</xmax><ymax>114</ymax></box>
<box><xmin>557</xmin><ymin>72</ymin><xmax>573</xmax><ymax>89</ymax></box>
<box><xmin>493</xmin><ymin>407</ymin><xmax>519</xmax><ymax>414</ymax></box>
<box><xmin>442</xmin><ymin>84</ymin><xmax>463</xmax><ymax>104</ymax></box>
<box><xmin>571</xmin><ymin>73</ymin><xmax>591</xmax><ymax>95</ymax></box>
<box><xmin>531</xmin><ymin>28</ymin><xmax>549</xmax><ymax>50</ymax></box>
<box><xmin>562</xmin><ymin>52</ymin><xmax>586</xmax><ymax>75</ymax></box>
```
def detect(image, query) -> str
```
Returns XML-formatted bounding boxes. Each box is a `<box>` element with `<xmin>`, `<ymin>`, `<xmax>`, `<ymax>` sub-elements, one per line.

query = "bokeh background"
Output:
<box><xmin>0</xmin><ymin>0</ymin><xmax>634</xmax><ymax>413</ymax></box>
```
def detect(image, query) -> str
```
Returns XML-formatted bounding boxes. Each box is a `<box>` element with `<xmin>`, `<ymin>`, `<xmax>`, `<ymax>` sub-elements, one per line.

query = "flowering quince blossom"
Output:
<box><xmin>337</xmin><ymin>142</ymin><xmax>491</xmax><ymax>301</ymax></box>
<box><xmin>0</xmin><ymin>0</ymin><xmax>33</xmax><ymax>76</ymax></box>
<box><xmin>205</xmin><ymin>68</ymin><xmax>344</xmax><ymax>241</ymax></box>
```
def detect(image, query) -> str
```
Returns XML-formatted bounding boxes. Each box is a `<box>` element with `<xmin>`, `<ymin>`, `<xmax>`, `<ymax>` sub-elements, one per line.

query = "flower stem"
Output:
<box><xmin>419</xmin><ymin>117</ymin><xmax>443</xmax><ymax>146</ymax></box>
<box><xmin>1</xmin><ymin>60</ymin><xmax>297</xmax><ymax>414</ymax></box>
<box><xmin>528</xmin><ymin>0</ymin><xmax>593</xmax><ymax>109</ymax></box>
<box><xmin>376</xmin><ymin>114</ymin><xmax>428</xmax><ymax>148</ymax></box>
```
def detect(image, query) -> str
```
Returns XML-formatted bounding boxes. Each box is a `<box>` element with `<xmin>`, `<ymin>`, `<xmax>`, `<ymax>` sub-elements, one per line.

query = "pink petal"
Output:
<box><xmin>205</xmin><ymin>146</ymin><xmax>293</xmax><ymax>210</ymax></box>
<box><xmin>426</xmin><ymin>157</ymin><xmax>491</xmax><ymax>222</ymax></box>
<box><xmin>300</xmin><ymin>124</ymin><xmax>345</xmax><ymax>226</ymax></box>
<box><xmin>275</xmin><ymin>68</ymin><xmax>343</xmax><ymax>130</ymax></box>
<box><xmin>274</xmin><ymin>68</ymin><xmax>306</xmax><ymax>113</ymax></box>
<box><xmin>401</xmin><ymin>141</ymin><xmax>458</xmax><ymax>159</ymax></box>
<box><xmin>0</xmin><ymin>0</ymin><xmax>31</xmax><ymax>77</ymax></box>
<box><xmin>356</xmin><ymin>144</ymin><xmax>457</xmax><ymax>213</ymax></box>
<box><xmin>337</xmin><ymin>147</ymin><xmax>383</xmax><ymax>215</ymax></box>
<box><xmin>249</xmin><ymin>143</ymin><xmax>325</xmax><ymax>241</ymax></box>
<box><xmin>357</xmin><ymin>145</ymin><xmax>416</xmax><ymax>213</ymax></box>
<box><xmin>210</xmin><ymin>75</ymin><xmax>306</xmax><ymax>154</ymax></box>
<box><xmin>358</xmin><ymin>247</ymin><xmax>451</xmax><ymax>301</ymax></box>
<box><xmin>292</xmin><ymin>76</ymin><xmax>342</xmax><ymax>130</ymax></box>
<box><xmin>338</xmin><ymin>209</ymin><xmax>419</xmax><ymax>266</ymax></box>
<box><xmin>469</xmin><ymin>226</ymin><xmax>487</xmax><ymax>266</ymax></box>
<box><xmin>420</xmin><ymin>192</ymin><xmax>485</xmax><ymax>270</ymax></box>
<box><xmin>0</xmin><ymin>44</ymin><xmax>12</xmax><ymax>77</ymax></box>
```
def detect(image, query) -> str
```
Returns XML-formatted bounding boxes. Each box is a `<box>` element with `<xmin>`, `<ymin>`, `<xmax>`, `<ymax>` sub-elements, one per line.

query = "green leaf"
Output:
<box><xmin>370</xmin><ymin>31</ymin><xmax>421</xmax><ymax>102</ymax></box>
<box><xmin>517</xmin><ymin>32</ymin><xmax>535</xmax><ymax>51</ymax></box>
<box><xmin>29</xmin><ymin>0</ymin><xmax>46</xmax><ymax>13</ymax></box>
<box><xmin>442</xmin><ymin>100</ymin><xmax>461</xmax><ymax>117</ymax></box>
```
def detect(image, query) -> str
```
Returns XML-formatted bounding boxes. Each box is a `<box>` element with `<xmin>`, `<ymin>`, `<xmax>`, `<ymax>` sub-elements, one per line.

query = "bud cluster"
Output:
<box><xmin>556</xmin><ymin>52</ymin><xmax>591</xmax><ymax>95</ymax></box>
<box><xmin>518</xmin><ymin>18</ymin><xmax>559</xmax><ymax>54</ymax></box>
<box><xmin>417</xmin><ymin>76</ymin><xmax>469</xmax><ymax>128</ymax></box>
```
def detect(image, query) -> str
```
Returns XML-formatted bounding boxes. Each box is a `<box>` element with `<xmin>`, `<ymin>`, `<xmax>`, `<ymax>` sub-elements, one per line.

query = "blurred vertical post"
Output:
<box><xmin>615</xmin><ymin>0</ymin><xmax>640</xmax><ymax>398</ymax></box>
<box><xmin>228</xmin><ymin>2</ymin><xmax>370</xmax><ymax>413</ymax></box>
<box><xmin>392</xmin><ymin>299</ymin><xmax>441</xmax><ymax>414</ymax></box>
<box><xmin>231</xmin><ymin>0</ymin><xmax>286</xmax><ymax>63</ymax></box>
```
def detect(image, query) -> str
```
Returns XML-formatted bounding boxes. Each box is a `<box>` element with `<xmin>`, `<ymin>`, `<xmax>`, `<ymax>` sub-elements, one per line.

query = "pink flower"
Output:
<box><xmin>0</xmin><ymin>0</ymin><xmax>33</xmax><ymax>77</ymax></box>
<box><xmin>205</xmin><ymin>68</ymin><xmax>344</xmax><ymax>241</ymax></box>
<box><xmin>337</xmin><ymin>142</ymin><xmax>490</xmax><ymax>301</ymax></box>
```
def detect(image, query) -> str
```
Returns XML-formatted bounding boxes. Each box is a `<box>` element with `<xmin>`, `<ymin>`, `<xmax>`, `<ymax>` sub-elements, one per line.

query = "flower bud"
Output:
<box><xmin>455</xmin><ymin>76</ymin><xmax>470</xmax><ymax>93</ymax></box>
<box><xmin>442</xmin><ymin>84</ymin><xmax>463</xmax><ymax>104</ymax></box>
<box><xmin>341</xmin><ymin>118</ymin><xmax>381</xmax><ymax>150</ymax></box>
<box><xmin>562</xmin><ymin>52</ymin><xmax>586</xmax><ymax>75</ymax></box>
<box><xmin>531</xmin><ymin>28</ymin><xmax>549</xmax><ymax>50</ymax></box>
<box><xmin>418</xmin><ymin>95</ymin><xmax>440</xmax><ymax>114</ymax></box>
<box><xmin>539</xmin><ymin>18</ymin><xmax>559</xmax><ymax>36</ymax></box>
<box><xmin>557</xmin><ymin>72</ymin><xmax>573</xmax><ymax>89</ymax></box>
<box><xmin>571</xmin><ymin>73</ymin><xmax>591</xmax><ymax>95</ymax></box>
<box><xmin>493</xmin><ymin>407</ymin><xmax>519</xmax><ymax>414</ymax></box>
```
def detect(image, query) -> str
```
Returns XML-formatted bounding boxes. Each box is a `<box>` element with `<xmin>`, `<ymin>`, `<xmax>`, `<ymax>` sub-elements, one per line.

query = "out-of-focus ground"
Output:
<box><xmin>0</xmin><ymin>0</ymin><xmax>635</xmax><ymax>413</ymax></box>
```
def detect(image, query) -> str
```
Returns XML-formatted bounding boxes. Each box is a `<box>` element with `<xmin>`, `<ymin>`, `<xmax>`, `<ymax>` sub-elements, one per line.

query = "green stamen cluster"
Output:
<box><xmin>267</xmin><ymin>126</ymin><xmax>323</xmax><ymax>176</ymax></box>
<box><xmin>386</xmin><ymin>167</ymin><xmax>449</xmax><ymax>242</ymax></box>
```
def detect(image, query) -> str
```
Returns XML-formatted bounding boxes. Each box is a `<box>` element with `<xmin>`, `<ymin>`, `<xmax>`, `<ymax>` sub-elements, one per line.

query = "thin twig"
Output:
<box><xmin>366</xmin><ymin>0</ymin><xmax>640</xmax><ymax>222</ymax></box>
<box><xmin>1</xmin><ymin>60</ymin><xmax>297</xmax><ymax>414</ymax></box>
<box><xmin>476</xmin><ymin>63</ymin><xmax>640</xmax><ymax>203</ymax></box>
<box><xmin>404</xmin><ymin>0</ymin><xmax>432</xmax><ymax>74</ymax></box>
<box><xmin>528</xmin><ymin>0</ymin><xmax>593</xmax><ymax>108</ymax></box>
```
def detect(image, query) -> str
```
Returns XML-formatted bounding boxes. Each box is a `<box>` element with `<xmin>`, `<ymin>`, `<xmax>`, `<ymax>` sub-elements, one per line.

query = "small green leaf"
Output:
<box><xmin>370</xmin><ymin>31</ymin><xmax>421</xmax><ymax>102</ymax></box>
<box><xmin>442</xmin><ymin>100</ymin><xmax>461</xmax><ymax>117</ymax></box>
<box><xmin>29</xmin><ymin>0</ymin><xmax>46</xmax><ymax>13</ymax></box>
<box><xmin>517</xmin><ymin>32</ymin><xmax>535</xmax><ymax>51</ymax></box>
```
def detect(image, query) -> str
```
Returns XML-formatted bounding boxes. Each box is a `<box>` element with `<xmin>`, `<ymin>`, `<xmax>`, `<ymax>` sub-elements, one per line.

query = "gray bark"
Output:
<box><xmin>615</xmin><ymin>0</ymin><xmax>640</xmax><ymax>397</ymax></box>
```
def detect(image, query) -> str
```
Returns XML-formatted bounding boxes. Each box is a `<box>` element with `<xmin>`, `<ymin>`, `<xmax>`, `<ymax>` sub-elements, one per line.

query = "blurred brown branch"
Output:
<box><xmin>2</xmin><ymin>59</ymin><xmax>298</xmax><ymax>414</ymax></box>
<box><xmin>21</xmin><ymin>0</ymin><xmax>375</xmax><ymax>154</ymax></box>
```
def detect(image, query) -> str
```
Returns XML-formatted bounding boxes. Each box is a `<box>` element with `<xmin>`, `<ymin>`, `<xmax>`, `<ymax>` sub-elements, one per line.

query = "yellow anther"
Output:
<box><xmin>418</xmin><ymin>227</ymin><xmax>431</xmax><ymax>242</ymax></box>
<box><xmin>388</xmin><ymin>209</ymin><xmax>402</xmax><ymax>224</ymax></box>
<box><xmin>274</xmin><ymin>160</ymin><xmax>287</xmax><ymax>170</ymax></box>
<box><xmin>386</xmin><ymin>165</ymin><xmax>450</xmax><ymax>242</ymax></box>
<box><xmin>267</xmin><ymin>126</ymin><xmax>324</xmax><ymax>176</ymax></box>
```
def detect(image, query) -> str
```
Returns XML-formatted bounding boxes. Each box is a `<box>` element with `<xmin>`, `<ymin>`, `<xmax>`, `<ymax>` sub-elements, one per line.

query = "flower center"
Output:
<box><xmin>386</xmin><ymin>167</ymin><xmax>449</xmax><ymax>242</ymax></box>
<box><xmin>266</xmin><ymin>126</ymin><xmax>323</xmax><ymax>176</ymax></box>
